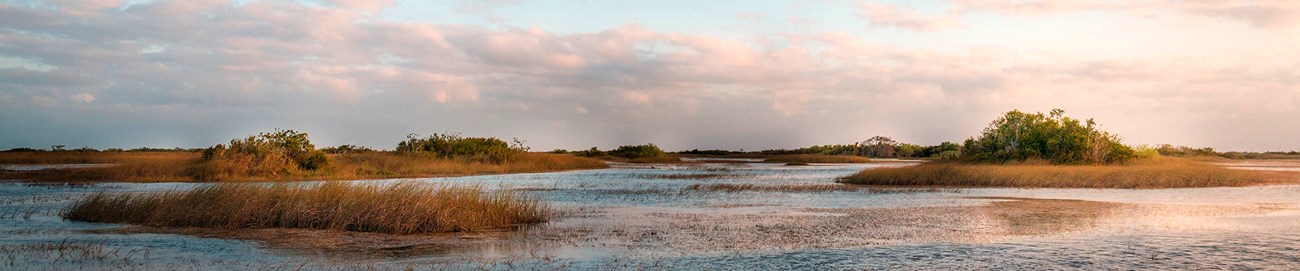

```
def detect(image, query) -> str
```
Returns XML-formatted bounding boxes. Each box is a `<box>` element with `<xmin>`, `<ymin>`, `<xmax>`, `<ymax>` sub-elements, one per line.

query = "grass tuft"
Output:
<box><xmin>62</xmin><ymin>182</ymin><xmax>549</xmax><ymax>234</ymax></box>
<box><xmin>839</xmin><ymin>157</ymin><xmax>1273</xmax><ymax>188</ymax></box>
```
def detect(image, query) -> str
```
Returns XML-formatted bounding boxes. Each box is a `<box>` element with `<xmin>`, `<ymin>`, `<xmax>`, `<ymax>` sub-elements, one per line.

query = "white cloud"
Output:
<box><xmin>0</xmin><ymin>0</ymin><xmax>1297</xmax><ymax>151</ymax></box>
<box><xmin>69</xmin><ymin>93</ymin><xmax>95</xmax><ymax>104</ymax></box>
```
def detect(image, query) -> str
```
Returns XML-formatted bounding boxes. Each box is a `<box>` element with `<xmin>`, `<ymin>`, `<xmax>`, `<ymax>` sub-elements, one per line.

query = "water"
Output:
<box><xmin>2</xmin><ymin>161</ymin><xmax>1299</xmax><ymax>270</ymax></box>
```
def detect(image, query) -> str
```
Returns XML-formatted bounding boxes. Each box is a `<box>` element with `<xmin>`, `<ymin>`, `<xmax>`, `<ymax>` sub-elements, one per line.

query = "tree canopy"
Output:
<box><xmin>961</xmin><ymin>109</ymin><xmax>1135</xmax><ymax>164</ymax></box>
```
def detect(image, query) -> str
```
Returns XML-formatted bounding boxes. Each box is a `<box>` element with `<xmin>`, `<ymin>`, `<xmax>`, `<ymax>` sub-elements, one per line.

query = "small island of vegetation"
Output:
<box><xmin>840</xmin><ymin>109</ymin><xmax>1279</xmax><ymax>188</ymax></box>
<box><xmin>63</xmin><ymin>182</ymin><xmax>547</xmax><ymax>234</ymax></box>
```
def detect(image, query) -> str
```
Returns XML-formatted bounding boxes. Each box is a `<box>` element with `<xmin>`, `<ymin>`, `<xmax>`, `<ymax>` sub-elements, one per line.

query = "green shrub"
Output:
<box><xmin>320</xmin><ymin>145</ymin><xmax>376</xmax><ymax>154</ymax></box>
<box><xmin>199</xmin><ymin>129</ymin><xmax>328</xmax><ymax>176</ymax></box>
<box><xmin>574</xmin><ymin>147</ymin><xmax>604</xmax><ymax>157</ymax></box>
<box><xmin>1154</xmin><ymin>144</ymin><xmax>1217</xmax><ymax>157</ymax></box>
<box><xmin>961</xmin><ymin>109</ymin><xmax>1136</xmax><ymax>164</ymax></box>
<box><xmin>395</xmin><ymin>133</ymin><xmax>527</xmax><ymax>163</ymax></box>
<box><xmin>607</xmin><ymin>144</ymin><xmax>665</xmax><ymax>159</ymax></box>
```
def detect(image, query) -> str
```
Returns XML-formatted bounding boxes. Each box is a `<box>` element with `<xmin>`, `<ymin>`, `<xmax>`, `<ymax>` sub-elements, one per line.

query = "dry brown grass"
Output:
<box><xmin>762</xmin><ymin>154</ymin><xmax>873</xmax><ymax>164</ymax></box>
<box><xmin>319</xmin><ymin>152</ymin><xmax>607</xmax><ymax>180</ymax></box>
<box><xmin>3</xmin><ymin>152</ymin><xmax>606</xmax><ymax>182</ymax></box>
<box><xmin>840</xmin><ymin>157</ymin><xmax>1279</xmax><ymax>188</ymax></box>
<box><xmin>62</xmin><ymin>182</ymin><xmax>548</xmax><ymax>234</ymax></box>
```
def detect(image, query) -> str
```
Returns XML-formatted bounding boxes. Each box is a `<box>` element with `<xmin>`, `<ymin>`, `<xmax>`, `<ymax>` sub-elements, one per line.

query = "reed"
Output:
<box><xmin>62</xmin><ymin>182</ymin><xmax>548</xmax><ymax>234</ymax></box>
<box><xmin>840</xmin><ymin>157</ymin><xmax>1273</xmax><ymax>188</ymax></box>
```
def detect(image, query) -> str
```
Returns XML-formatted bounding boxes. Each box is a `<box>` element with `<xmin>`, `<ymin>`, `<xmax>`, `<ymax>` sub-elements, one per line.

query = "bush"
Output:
<box><xmin>607</xmin><ymin>144</ymin><xmax>665</xmax><ymax>159</ymax></box>
<box><xmin>320</xmin><ymin>145</ymin><xmax>376</xmax><ymax>154</ymax></box>
<box><xmin>395</xmin><ymin>133</ymin><xmax>527</xmax><ymax>163</ymax></box>
<box><xmin>961</xmin><ymin>109</ymin><xmax>1136</xmax><ymax>164</ymax></box>
<box><xmin>1154</xmin><ymin>144</ymin><xmax>1217</xmax><ymax>157</ymax></box>
<box><xmin>574</xmin><ymin>147</ymin><xmax>604</xmax><ymax>157</ymax></box>
<box><xmin>199</xmin><ymin>129</ymin><xmax>329</xmax><ymax>177</ymax></box>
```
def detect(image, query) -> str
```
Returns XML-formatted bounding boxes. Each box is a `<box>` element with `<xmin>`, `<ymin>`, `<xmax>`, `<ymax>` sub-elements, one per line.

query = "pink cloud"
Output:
<box><xmin>857</xmin><ymin>2</ymin><xmax>962</xmax><ymax>31</ymax></box>
<box><xmin>2</xmin><ymin>0</ymin><xmax>1299</xmax><ymax>150</ymax></box>
<box><xmin>952</xmin><ymin>0</ymin><xmax>1300</xmax><ymax>29</ymax></box>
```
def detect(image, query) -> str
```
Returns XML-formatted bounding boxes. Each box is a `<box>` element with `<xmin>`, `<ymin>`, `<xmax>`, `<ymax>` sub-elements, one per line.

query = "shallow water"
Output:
<box><xmin>2</xmin><ymin>161</ymin><xmax>1299</xmax><ymax>270</ymax></box>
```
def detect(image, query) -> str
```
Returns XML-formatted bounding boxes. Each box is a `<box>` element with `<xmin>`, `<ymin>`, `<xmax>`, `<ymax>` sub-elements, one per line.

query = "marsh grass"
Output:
<box><xmin>62</xmin><ymin>182</ymin><xmax>548</xmax><ymax>234</ymax></box>
<box><xmin>321</xmin><ymin>153</ymin><xmax>608</xmax><ymax>180</ymax></box>
<box><xmin>762</xmin><ymin>155</ymin><xmax>872</xmax><ymax>164</ymax></box>
<box><xmin>4</xmin><ymin>152</ymin><xmax>606</xmax><ymax>182</ymax></box>
<box><xmin>840</xmin><ymin>158</ymin><xmax>1273</xmax><ymax>188</ymax></box>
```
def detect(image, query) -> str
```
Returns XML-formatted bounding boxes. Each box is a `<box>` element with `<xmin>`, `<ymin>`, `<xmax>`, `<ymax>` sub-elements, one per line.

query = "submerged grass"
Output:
<box><xmin>685</xmin><ymin>183</ymin><xmax>956</xmax><ymax>193</ymax></box>
<box><xmin>62</xmin><ymin>182</ymin><xmax>548</xmax><ymax>234</ymax></box>
<box><xmin>840</xmin><ymin>158</ymin><xmax>1276</xmax><ymax>188</ymax></box>
<box><xmin>762</xmin><ymin>154</ymin><xmax>873</xmax><ymax>164</ymax></box>
<box><xmin>3</xmin><ymin>152</ymin><xmax>606</xmax><ymax>182</ymax></box>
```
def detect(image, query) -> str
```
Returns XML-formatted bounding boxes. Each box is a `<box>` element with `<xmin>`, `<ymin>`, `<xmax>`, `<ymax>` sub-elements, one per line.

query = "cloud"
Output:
<box><xmin>857</xmin><ymin>2</ymin><xmax>962</xmax><ymax>31</ymax></box>
<box><xmin>0</xmin><ymin>0</ymin><xmax>1297</xmax><ymax>151</ymax></box>
<box><xmin>951</xmin><ymin>0</ymin><xmax>1300</xmax><ymax>29</ymax></box>
<box><xmin>69</xmin><ymin>93</ymin><xmax>95</xmax><ymax>104</ymax></box>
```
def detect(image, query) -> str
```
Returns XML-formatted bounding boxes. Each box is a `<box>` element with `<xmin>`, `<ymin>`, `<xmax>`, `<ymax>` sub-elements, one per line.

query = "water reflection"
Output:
<box><xmin>1</xmin><ymin>160</ymin><xmax>1298</xmax><ymax>269</ymax></box>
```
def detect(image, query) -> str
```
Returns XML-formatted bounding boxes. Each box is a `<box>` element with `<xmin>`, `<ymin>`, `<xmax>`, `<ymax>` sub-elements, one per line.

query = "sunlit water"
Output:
<box><xmin>2</xmin><ymin>161</ymin><xmax>1299</xmax><ymax>270</ymax></box>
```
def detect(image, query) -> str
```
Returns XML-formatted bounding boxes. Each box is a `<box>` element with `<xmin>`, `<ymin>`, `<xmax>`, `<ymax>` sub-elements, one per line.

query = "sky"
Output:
<box><xmin>1</xmin><ymin>0</ymin><xmax>1298</xmax><ymax>151</ymax></box>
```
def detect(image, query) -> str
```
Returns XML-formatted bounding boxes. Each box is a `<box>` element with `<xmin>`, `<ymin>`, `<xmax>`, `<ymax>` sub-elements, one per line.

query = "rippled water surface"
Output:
<box><xmin>2</xmin><ymin>161</ymin><xmax>1299</xmax><ymax>270</ymax></box>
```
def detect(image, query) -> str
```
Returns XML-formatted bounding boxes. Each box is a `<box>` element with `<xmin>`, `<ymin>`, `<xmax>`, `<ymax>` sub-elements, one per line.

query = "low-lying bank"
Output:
<box><xmin>839</xmin><ymin>158</ymin><xmax>1283</xmax><ymax>188</ymax></box>
<box><xmin>62</xmin><ymin>182</ymin><xmax>548</xmax><ymax>234</ymax></box>
<box><xmin>762</xmin><ymin>154</ymin><xmax>873</xmax><ymax>164</ymax></box>
<box><xmin>1</xmin><ymin>152</ymin><xmax>608</xmax><ymax>182</ymax></box>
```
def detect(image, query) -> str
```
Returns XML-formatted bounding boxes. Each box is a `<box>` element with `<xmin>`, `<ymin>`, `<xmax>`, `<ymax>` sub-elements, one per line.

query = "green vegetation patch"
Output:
<box><xmin>396</xmin><ymin>133</ymin><xmax>529</xmax><ymax>163</ymax></box>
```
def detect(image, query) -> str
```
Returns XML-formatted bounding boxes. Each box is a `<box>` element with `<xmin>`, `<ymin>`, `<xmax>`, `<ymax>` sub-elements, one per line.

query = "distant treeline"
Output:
<box><xmin>7</xmin><ymin>114</ymin><xmax>1297</xmax><ymax>164</ymax></box>
<box><xmin>2</xmin><ymin>146</ymin><xmax>202</xmax><ymax>152</ymax></box>
<box><xmin>756</xmin><ymin>136</ymin><xmax>962</xmax><ymax>159</ymax></box>
<box><xmin>555</xmin><ymin>144</ymin><xmax>666</xmax><ymax>159</ymax></box>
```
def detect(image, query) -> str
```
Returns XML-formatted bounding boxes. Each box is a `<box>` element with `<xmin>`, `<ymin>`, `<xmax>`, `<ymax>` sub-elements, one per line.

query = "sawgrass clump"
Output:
<box><xmin>840</xmin><ymin>158</ymin><xmax>1268</xmax><ymax>188</ymax></box>
<box><xmin>62</xmin><ymin>182</ymin><xmax>548</xmax><ymax>234</ymax></box>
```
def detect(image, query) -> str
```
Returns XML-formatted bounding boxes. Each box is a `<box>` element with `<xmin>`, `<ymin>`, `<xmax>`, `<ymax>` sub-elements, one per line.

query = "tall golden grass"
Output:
<box><xmin>840</xmin><ymin>158</ymin><xmax>1275</xmax><ymax>188</ymax></box>
<box><xmin>3</xmin><ymin>152</ymin><xmax>606</xmax><ymax>182</ymax></box>
<box><xmin>322</xmin><ymin>152</ymin><xmax>607</xmax><ymax>179</ymax></box>
<box><xmin>62</xmin><ymin>182</ymin><xmax>548</xmax><ymax>234</ymax></box>
<box><xmin>762</xmin><ymin>154</ymin><xmax>873</xmax><ymax>164</ymax></box>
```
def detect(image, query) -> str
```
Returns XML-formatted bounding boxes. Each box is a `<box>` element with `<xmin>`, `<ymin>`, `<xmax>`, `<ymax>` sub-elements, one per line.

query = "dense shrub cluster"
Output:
<box><xmin>675</xmin><ymin>149</ymin><xmax>740</xmax><ymax>155</ymax></box>
<box><xmin>200</xmin><ymin>130</ymin><xmax>329</xmax><ymax>177</ymax></box>
<box><xmin>607</xmin><ymin>144</ymin><xmax>666</xmax><ymax>159</ymax></box>
<box><xmin>572</xmin><ymin>144</ymin><xmax>665</xmax><ymax>159</ymax></box>
<box><xmin>320</xmin><ymin>144</ymin><xmax>376</xmax><ymax>154</ymax></box>
<box><xmin>760</xmin><ymin>136</ymin><xmax>961</xmax><ymax>159</ymax></box>
<box><xmin>395</xmin><ymin>133</ymin><xmax>527</xmax><ymax>163</ymax></box>
<box><xmin>1154</xmin><ymin>144</ymin><xmax>1217</xmax><ymax>157</ymax></box>
<box><xmin>961</xmin><ymin>109</ymin><xmax>1135</xmax><ymax>164</ymax></box>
